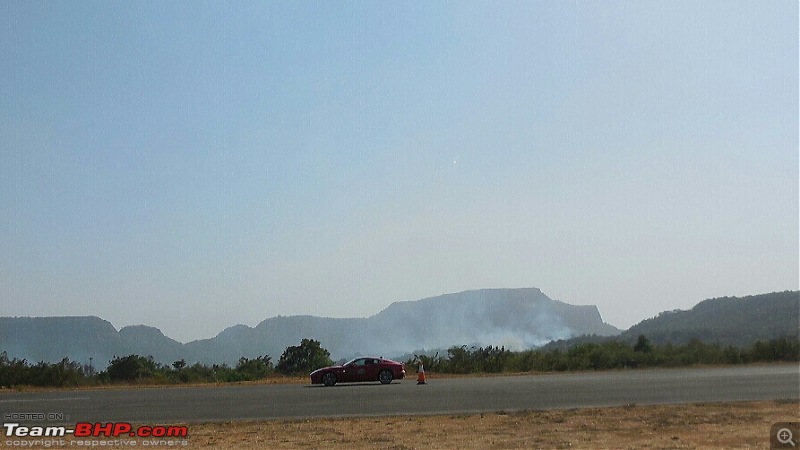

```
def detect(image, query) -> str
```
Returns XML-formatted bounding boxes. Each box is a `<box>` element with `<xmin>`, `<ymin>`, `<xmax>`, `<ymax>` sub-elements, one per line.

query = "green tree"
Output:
<box><xmin>276</xmin><ymin>339</ymin><xmax>333</xmax><ymax>375</ymax></box>
<box><xmin>106</xmin><ymin>355</ymin><xmax>160</xmax><ymax>382</ymax></box>
<box><xmin>634</xmin><ymin>335</ymin><xmax>653</xmax><ymax>353</ymax></box>
<box><xmin>236</xmin><ymin>355</ymin><xmax>273</xmax><ymax>380</ymax></box>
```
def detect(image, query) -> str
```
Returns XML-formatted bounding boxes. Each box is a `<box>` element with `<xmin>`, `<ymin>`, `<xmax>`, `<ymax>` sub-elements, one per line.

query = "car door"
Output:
<box><xmin>363</xmin><ymin>358</ymin><xmax>380</xmax><ymax>381</ymax></box>
<box><xmin>349</xmin><ymin>358</ymin><xmax>368</xmax><ymax>382</ymax></box>
<box><xmin>339</xmin><ymin>361</ymin><xmax>356</xmax><ymax>383</ymax></box>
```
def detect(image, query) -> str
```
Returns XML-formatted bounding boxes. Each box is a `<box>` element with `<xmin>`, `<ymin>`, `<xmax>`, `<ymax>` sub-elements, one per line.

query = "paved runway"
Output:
<box><xmin>1</xmin><ymin>365</ymin><xmax>797</xmax><ymax>424</ymax></box>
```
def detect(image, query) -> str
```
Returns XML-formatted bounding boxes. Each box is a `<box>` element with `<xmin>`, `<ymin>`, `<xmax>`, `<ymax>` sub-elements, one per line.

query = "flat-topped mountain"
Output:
<box><xmin>0</xmin><ymin>316</ymin><xmax>122</xmax><ymax>365</ymax></box>
<box><xmin>1</xmin><ymin>288</ymin><xmax>618</xmax><ymax>367</ymax></box>
<box><xmin>4</xmin><ymin>290</ymin><xmax>795</xmax><ymax>369</ymax></box>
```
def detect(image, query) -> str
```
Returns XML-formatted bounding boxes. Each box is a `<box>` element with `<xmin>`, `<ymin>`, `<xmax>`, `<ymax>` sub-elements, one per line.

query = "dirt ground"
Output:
<box><xmin>186</xmin><ymin>400</ymin><xmax>800</xmax><ymax>449</ymax></box>
<box><xmin>6</xmin><ymin>400</ymin><xmax>797</xmax><ymax>449</ymax></box>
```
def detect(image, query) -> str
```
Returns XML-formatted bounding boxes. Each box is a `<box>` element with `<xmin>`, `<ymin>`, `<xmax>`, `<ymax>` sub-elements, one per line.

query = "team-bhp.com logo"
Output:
<box><xmin>5</xmin><ymin>422</ymin><xmax>187</xmax><ymax>438</ymax></box>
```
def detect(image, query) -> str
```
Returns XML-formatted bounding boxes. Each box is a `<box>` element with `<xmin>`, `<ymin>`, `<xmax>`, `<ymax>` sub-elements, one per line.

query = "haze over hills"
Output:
<box><xmin>2</xmin><ymin>289</ymin><xmax>797</xmax><ymax>369</ymax></box>
<box><xmin>1</xmin><ymin>288</ymin><xmax>616</xmax><ymax>367</ymax></box>
<box><xmin>182</xmin><ymin>288</ymin><xmax>619</xmax><ymax>365</ymax></box>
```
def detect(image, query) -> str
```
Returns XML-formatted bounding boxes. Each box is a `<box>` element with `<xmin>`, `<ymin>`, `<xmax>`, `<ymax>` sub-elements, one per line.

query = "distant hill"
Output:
<box><xmin>0</xmin><ymin>316</ymin><xmax>123</xmax><ymax>365</ymax></box>
<box><xmin>6</xmin><ymin>290</ymin><xmax>793</xmax><ymax>369</ymax></box>
<box><xmin>117</xmin><ymin>325</ymin><xmax>184</xmax><ymax>363</ymax></box>
<box><xmin>544</xmin><ymin>291</ymin><xmax>799</xmax><ymax>350</ymax></box>
<box><xmin>622</xmin><ymin>291</ymin><xmax>799</xmax><ymax>346</ymax></box>
<box><xmin>0</xmin><ymin>288</ymin><xmax>618</xmax><ymax>367</ymax></box>
<box><xmin>182</xmin><ymin>288</ymin><xmax>620</xmax><ymax>365</ymax></box>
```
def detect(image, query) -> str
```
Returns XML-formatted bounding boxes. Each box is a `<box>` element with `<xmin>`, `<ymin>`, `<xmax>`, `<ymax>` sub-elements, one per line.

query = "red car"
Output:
<box><xmin>310</xmin><ymin>357</ymin><xmax>405</xmax><ymax>386</ymax></box>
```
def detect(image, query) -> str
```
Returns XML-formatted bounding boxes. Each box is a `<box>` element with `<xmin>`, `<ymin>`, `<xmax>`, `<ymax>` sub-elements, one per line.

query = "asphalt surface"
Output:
<box><xmin>1</xmin><ymin>365</ymin><xmax>797</xmax><ymax>424</ymax></box>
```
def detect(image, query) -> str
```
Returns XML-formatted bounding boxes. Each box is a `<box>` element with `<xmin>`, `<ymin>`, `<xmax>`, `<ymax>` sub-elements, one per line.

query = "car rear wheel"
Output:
<box><xmin>379</xmin><ymin>370</ymin><xmax>393</xmax><ymax>384</ymax></box>
<box><xmin>322</xmin><ymin>372</ymin><xmax>337</xmax><ymax>387</ymax></box>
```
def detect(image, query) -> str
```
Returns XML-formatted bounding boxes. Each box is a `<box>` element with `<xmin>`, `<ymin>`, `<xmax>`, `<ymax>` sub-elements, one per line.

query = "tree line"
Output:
<box><xmin>0</xmin><ymin>338</ymin><xmax>333</xmax><ymax>388</ymax></box>
<box><xmin>407</xmin><ymin>335</ymin><xmax>799</xmax><ymax>374</ymax></box>
<box><xmin>1</xmin><ymin>335</ymin><xmax>797</xmax><ymax>388</ymax></box>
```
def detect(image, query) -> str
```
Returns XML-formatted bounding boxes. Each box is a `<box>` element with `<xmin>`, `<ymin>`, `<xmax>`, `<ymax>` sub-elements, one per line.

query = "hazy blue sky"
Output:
<box><xmin>2</xmin><ymin>1</ymin><xmax>797</xmax><ymax>343</ymax></box>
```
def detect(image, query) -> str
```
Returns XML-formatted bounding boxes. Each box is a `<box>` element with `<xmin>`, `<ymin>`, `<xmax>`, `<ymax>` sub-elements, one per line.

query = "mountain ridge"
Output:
<box><xmin>622</xmin><ymin>290</ymin><xmax>799</xmax><ymax>346</ymax></box>
<box><xmin>3</xmin><ymin>289</ymin><xmax>795</xmax><ymax>369</ymax></box>
<box><xmin>1</xmin><ymin>288</ymin><xmax>616</xmax><ymax>367</ymax></box>
<box><xmin>542</xmin><ymin>290</ymin><xmax>799</xmax><ymax>350</ymax></box>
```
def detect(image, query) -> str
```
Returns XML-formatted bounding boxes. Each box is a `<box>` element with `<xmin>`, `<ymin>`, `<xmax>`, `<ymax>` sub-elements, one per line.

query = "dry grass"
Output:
<box><xmin>11</xmin><ymin>400</ymin><xmax>797</xmax><ymax>449</ymax></box>
<box><xmin>186</xmin><ymin>400</ymin><xmax>799</xmax><ymax>449</ymax></box>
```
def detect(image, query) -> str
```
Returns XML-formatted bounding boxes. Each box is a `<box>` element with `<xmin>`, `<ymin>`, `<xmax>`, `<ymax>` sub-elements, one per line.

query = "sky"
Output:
<box><xmin>1</xmin><ymin>1</ymin><xmax>797</xmax><ymax>343</ymax></box>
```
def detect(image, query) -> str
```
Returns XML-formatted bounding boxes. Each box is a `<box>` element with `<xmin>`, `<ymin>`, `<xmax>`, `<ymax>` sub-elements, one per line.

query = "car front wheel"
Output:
<box><xmin>322</xmin><ymin>372</ymin><xmax>337</xmax><ymax>387</ymax></box>
<box><xmin>379</xmin><ymin>370</ymin><xmax>393</xmax><ymax>384</ymax></box>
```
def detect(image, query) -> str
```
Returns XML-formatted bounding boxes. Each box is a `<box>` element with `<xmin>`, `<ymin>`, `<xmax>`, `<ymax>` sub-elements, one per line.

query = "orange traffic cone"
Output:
<box><xmin>417</xmin><ymin>362</ymin><xmax>427</xmax><ymax>385</ymax></box>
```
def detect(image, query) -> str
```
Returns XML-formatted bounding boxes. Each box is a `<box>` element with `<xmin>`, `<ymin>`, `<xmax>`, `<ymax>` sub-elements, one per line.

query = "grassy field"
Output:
<box><xmin>9</xmin><ymin>400</ymin><xmax>797</xmax><ymax>449</ymax></box>
<box><xmin>185</xmin><ymin>400</ymin><xmax>800</xmax><ymax>449</ymax></box>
